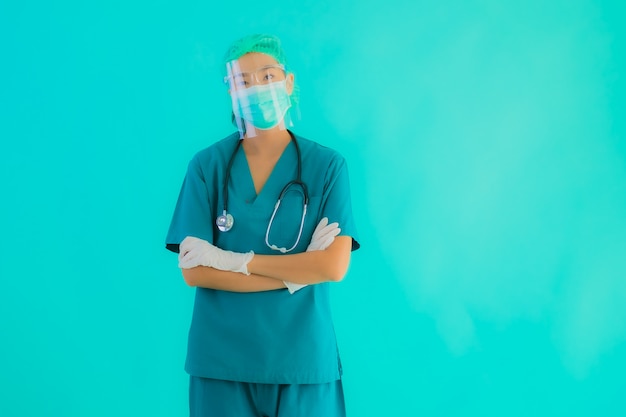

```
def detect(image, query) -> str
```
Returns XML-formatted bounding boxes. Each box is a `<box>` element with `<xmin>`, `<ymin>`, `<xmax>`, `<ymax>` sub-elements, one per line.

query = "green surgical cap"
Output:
<box><xmin>223</xmin><ymin>34</ymin><xmax>289</xmax><ymax>69</ymax></box>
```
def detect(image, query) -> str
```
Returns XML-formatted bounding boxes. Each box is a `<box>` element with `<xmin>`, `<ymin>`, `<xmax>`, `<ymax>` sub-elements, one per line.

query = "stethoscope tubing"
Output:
<box><xmin>222</xmin><ymin>132</ymin><xmax>307</xmax><ymax>211</ymax></box>
<box><xmin>218</xmin><ymin>131</ymin><xmax>309</xmax><ymax>252</ymax></box>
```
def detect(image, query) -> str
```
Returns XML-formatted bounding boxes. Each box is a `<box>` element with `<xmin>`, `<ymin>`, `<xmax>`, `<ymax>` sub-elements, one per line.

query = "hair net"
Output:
<box><xmin>223</xmin><ymin>34</ymin><xmax>289</xmax><ymax>69</ymax></box>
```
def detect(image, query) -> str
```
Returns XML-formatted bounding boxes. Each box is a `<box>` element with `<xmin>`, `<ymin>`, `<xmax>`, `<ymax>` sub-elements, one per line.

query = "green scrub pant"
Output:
<box><xmin>189</xmin><ymin>376</ymin><xmax>346</xmax><ymax>417</ymax></box>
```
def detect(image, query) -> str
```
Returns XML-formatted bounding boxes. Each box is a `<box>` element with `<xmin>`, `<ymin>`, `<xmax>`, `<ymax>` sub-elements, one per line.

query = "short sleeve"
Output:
<box><xmin>321</xmin><ymin>157</ymin><xmax>361</xmax><ymax>251</ymax></box>
<box><xmin>165</xmin><ymin>156</ymin><xmax>215</xmax><ymax>253</ymax></box>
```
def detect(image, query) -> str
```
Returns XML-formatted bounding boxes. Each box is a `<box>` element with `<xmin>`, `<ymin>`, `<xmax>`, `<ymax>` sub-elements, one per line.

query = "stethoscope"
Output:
<box><xmin>216</xmin><ymin>132</ymin><xmax>309</xmax><ymax>253</ymax></box>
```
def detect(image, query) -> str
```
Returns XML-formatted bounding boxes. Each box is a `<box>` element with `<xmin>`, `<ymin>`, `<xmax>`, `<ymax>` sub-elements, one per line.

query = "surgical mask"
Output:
<box><xmin>232</xmin><ymin>80</ymin><xmax>292</xmax><ymax>130</ymax></box>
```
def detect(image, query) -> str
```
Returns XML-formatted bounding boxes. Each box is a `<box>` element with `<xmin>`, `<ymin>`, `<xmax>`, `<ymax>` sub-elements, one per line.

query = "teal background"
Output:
<box><xmin>1</xmin><ymin>1</ymin><xmax>625</xmax><ymax>416</ymax></box>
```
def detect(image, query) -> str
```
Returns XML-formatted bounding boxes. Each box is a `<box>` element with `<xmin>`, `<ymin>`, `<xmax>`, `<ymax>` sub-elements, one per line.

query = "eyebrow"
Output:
<box><xmin>231</xmin><ymin>65</ymin><xmax>283</xmax><ymax>77</ymax></box>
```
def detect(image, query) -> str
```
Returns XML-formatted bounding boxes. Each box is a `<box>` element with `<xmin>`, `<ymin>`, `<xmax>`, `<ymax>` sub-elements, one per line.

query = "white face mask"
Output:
<box><xmin>232</xmin><ymin>80</ymin><xmax>292</xmax><ymax>130</ymax></box>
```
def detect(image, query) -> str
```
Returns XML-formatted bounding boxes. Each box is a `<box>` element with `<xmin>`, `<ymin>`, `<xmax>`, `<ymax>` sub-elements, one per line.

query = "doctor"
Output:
<box><xmin>166</xmin><ymin>34</ymin><xmax>360</xmax><ymax>417</ymax></box>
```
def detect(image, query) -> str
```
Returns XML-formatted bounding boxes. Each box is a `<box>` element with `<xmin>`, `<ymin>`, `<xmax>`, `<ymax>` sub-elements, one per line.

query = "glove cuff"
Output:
<box><xmin>233</xmin><ymin>251</ymin><xmax>254</xmax><ymax>275</ymax></box>
<box><xmin>283</xmin><ymin>280</ymin><xmax>308</xmax><ymax>294</ymax></box>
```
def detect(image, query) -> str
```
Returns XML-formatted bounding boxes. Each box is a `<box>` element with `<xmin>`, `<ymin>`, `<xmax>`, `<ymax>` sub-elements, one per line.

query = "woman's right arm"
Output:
<box><xmin>182</xmin><ymin>266</ymin><xmax>287</xmax><ymax>292</ymax></box>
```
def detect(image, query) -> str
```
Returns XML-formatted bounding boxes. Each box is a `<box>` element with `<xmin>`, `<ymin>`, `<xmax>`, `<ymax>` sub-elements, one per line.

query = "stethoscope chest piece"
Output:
<box><xmin>216</xmin><ymin>211</ymin><xmax>234</xmax><ymax>232</ymax></box>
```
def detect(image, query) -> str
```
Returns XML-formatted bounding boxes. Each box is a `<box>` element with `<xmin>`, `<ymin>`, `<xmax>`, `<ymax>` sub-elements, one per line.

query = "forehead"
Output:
<box><xmin>230</xmin><ymin>52</ymin><xmax>279</xmax><ymax>72</ymax></box>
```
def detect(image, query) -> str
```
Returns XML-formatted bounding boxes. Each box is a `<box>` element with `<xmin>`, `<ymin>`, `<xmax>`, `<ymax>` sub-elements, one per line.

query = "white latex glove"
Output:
<box><xmin>178</xmin><ymin>236</ymin><xmax>254</xmax><ymax>275</ymax></box>
<box><xmin>306</xmin><ymin>217</ymin><xmax>341</xmax><ymax>251</ymax></box>
<box><xmin>284</xmin><ymin>217</ymin><xmax>341</xmax><ymax>294</ymax></box>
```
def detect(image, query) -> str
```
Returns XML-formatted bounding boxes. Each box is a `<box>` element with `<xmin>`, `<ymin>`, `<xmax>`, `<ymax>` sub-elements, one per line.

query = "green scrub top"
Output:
<box><xmin>166</xmin><ymin>131</ymin><xmax>360</xmax><ymax>384</ymax></box>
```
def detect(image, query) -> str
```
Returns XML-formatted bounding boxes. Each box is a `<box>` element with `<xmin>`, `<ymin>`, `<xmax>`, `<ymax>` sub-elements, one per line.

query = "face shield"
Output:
<box><xmin>225</xmin><ymin>59</ymin><xmax>296</xmax><ymax>138</ymax></box>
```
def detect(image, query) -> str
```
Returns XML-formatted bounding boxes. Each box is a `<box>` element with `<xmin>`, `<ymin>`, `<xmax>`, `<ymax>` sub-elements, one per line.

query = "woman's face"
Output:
<box><xmin>226</xmin><ymin>52</ymin><xmax>294</xmax><ymax>94</ymax></box>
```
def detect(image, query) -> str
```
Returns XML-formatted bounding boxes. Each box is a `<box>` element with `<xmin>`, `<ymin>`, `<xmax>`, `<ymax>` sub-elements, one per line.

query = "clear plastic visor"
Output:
<box><xmin>225</xmin><ymin>60</ymin><xmax>294</xmax><ymax>138</ymax></box>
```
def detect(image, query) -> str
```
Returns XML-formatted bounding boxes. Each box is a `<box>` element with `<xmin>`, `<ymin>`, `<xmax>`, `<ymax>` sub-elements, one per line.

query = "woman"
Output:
<box><xmin>166</xmin><ymin>34</ymin><xmax>360</xmax><ymax>417</ymax></box>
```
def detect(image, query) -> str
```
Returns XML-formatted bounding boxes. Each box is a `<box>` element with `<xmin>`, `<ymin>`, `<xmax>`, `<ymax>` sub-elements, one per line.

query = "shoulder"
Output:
<box><xmin>184</xmin><ymin>132</ymin><xmax>240</xmax><ymax>180</ymax></box>
<box><xmin>293</xmin><ymin>132</ymin><xmax>346</xmax><ymax>167</ymax></box>
<box><xmin>191</xmin><ymin>132</ymin><xmax>240</xmax><ymax>166</ymax></box>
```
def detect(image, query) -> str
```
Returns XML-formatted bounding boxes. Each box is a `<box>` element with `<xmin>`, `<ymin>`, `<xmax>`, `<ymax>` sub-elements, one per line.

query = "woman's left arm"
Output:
<box><xmin>246</xmin><ymin>236</ymin><xmax>353</xmax><ymax>284</ymax></box>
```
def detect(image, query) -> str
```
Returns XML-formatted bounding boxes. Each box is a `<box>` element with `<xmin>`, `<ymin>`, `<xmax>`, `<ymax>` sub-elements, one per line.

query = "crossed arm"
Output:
<box><xmin>181</xmin><ymin>236</ymin><xmax>352</xmax><ymax>292</ymax></box>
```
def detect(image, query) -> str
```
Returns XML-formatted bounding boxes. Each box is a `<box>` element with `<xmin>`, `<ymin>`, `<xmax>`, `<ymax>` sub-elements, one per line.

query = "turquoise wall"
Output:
<box><xmin>1</xmin><ymin>1</ymin><xmax>625</xmax><ymax>415</ymax></box>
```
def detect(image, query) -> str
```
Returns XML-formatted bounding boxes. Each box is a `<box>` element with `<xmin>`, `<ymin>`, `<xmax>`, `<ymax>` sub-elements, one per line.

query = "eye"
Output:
<box><xmin>257</xmin><ymin>67</ymin><xmax>284</xmax><ymax>83</ymax></box>
<box><xmin>233</xmin><ymin>76</ymin><xmax>249</xmax><ymax>87</ymax></box>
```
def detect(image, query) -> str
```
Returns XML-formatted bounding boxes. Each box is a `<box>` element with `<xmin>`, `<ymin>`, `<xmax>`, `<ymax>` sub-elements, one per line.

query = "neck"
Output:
<box><xmin>242</xmin><ymin>125</ymin><xmax>292</xmax><ymax>156</ymax></box>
